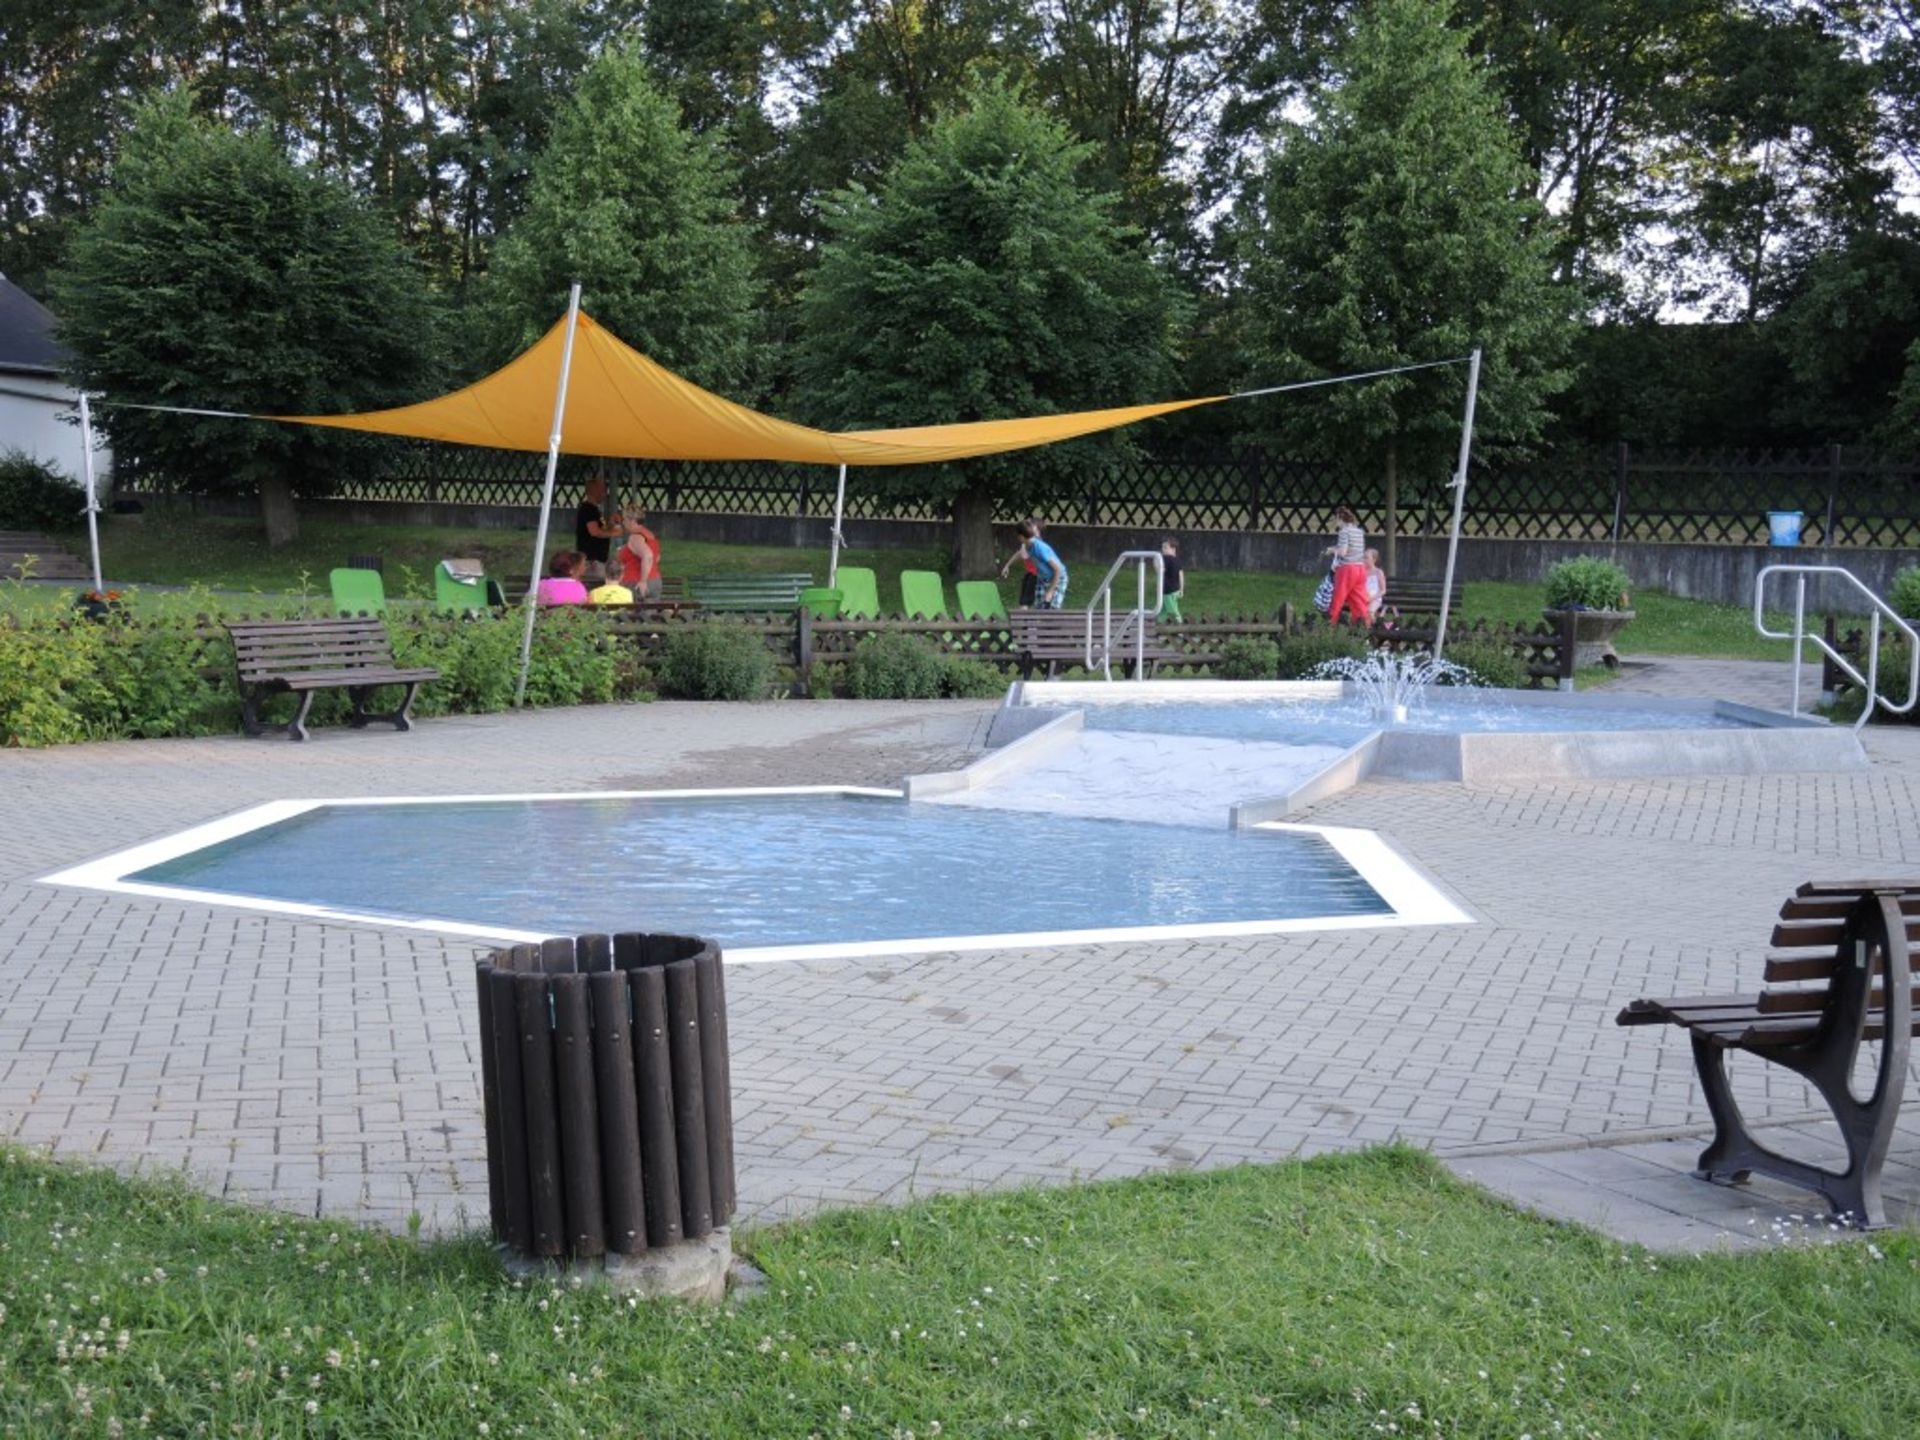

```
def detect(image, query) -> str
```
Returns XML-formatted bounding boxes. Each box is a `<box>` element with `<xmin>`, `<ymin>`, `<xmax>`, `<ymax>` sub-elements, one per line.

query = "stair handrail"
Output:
<box><xmin>1085</xmin><ymin>551</ymin><xmax>1166</xmax><ymax>681</ymax></box>
<box><xmin>1753</xmin><ymin>564</ymin><xmax>1920</xmax><ymax>730</ymax></box>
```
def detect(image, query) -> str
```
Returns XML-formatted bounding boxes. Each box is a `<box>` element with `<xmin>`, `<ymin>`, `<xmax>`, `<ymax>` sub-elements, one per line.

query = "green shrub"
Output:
<box><xmin>1435</xmin><ymin>638</ymin><xmax>1528</xmax><ymax>690</ymax></box>
<box><xmin>0</xmin><ymin>617</ymin><xmax>114</xmax><ymax>744</ymax></box>
<box><xmin>92</xmin><ymin>619</ymin><xmax>240</xmax><ymax>736</ymax></box>
<box><xmin>848</xmin><ymin>631</ymin><xmax>948</xmax><ymax>699</ymax></box>
<box><xmin>940</xmin><ymin>656</ymin><xmax>1008</xmax><ymax>698</ymax></box>
<box><xmin>1543</xmin><ymin>555</ymin><xmax>1631</xmax><ymax>611</ymax></box>
<box><xmin>1890</xmin><ymin>566</ymin><xmax>1920</xmax><ymax>620</ymax></box>
<box><xmin>658</xmin><ymin>621</ymin><xmax>775</xmax><ymax>701</ymax></box>
<box><xmin>522</xmin><ymin>608</ymin><xmax>617</xmax><ymax>707</ymax></box>
<box><xmin>0</xmin><ymin>449</ymin><xmax>83</xmax><ymax>531</ymax></box>
<box><xmin>1217</xmin><ymin>637</ymin><xmax>1279</xmax><ymax>680</ymax></box>
<box><xmin>1274</xmin><ymin>626</ymin><xmax>1369</xmax><ymax>679</ymax></box>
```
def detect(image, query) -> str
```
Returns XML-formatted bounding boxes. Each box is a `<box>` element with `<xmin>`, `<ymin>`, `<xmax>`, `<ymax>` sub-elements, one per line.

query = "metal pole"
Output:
<box><xmin>827</xmin><ymin>463</ymin><xmax>848</xmax><ymax>588</ymax></box>
<box><xmin>1791</xmin><ymin>574</ymin><xmax>1806</xmax><ymax>716</ymax></box>
<box><xmin>514</xmin><ymin>283</ymin><xmax>584</xmax><ymax>708</ymax></box>
<box><xmin>77</xmin><ymin>392</ymin><xmax>105</xmax><ymax>593</ymax></box>
<box><xmin>1432</xmin><ymin>347</ymin><xmax>1481</xmax><ymax>664</ymax></box>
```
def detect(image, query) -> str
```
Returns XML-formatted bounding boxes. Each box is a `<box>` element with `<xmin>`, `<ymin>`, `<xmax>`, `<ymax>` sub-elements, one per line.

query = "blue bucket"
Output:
<box><xmin>1767</xmin><ymin>510</ymin><xmax>1804</xmax><ymax>547</ymax></box>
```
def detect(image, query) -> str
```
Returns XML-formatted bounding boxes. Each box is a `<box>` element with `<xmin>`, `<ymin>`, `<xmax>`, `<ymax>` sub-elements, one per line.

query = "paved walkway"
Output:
<box><xmin>1</xmin><ymin>659</ymin><xmax>1915</xmax><ymax>1253</ymax></box>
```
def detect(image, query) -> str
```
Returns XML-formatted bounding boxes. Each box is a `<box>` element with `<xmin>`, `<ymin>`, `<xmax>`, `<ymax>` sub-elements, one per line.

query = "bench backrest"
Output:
<box><xmin>1388</xmin><ymin>578</ymin><xmax>1465</xmax><ymax>614</ymax></box>
<box><xmin>1759</xmin><ymin>882</ymin><xmax>1920</xmax><ymax>1019</ymax></box>
<box><xmin>228</xmin><ymin>618</ymin><xmax>401</xmax><ymax>681</ymax></box>
<box><xmin>686</xmin><ymin>573</ymin><xmax>813</xmax><ymax>611</ymax></box>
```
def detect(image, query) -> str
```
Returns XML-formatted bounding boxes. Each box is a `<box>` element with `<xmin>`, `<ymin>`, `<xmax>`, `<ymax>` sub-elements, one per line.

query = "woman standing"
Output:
<box><xmin>1324</xmin><ymin>506</ymin><xmax>1370</xmax><ymax>625</ymax></box>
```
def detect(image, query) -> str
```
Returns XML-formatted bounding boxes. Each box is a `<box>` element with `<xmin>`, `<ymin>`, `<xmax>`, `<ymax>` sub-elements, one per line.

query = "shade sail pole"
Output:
<box><xmin>1432</xmin><ymin>346</ymin><xmax>1482</xmax><ymax>665</ymax></box>
<box><xmin>514</xmin><ymin>283</ymin><xmax>584</xmax><ymax>708</ymax></box>
<box><xmin>77</xmin><ymin>392</ymin><xmax>105</xmax><ymax>593</ymax></box>
<box><xmin>827</xmin><ymin>462</ymin><xmax>848</xmax><ymax>588</ymax></box>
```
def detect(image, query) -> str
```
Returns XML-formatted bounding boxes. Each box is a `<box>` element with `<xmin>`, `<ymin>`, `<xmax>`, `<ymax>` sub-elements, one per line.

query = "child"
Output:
<box><xmin>999</xmin><ymin>518</ymin><xmax>1041</xmax><ymax>607</ymax></box>
<box><xmin>1157</xmin><ymin>536</ymin><xmax>1185</xmax><ymax>622</ymax></box>
<box><xmin>1362</xmin><ymin>548</ymin><xmax>1387</xmax><ymax>622</ymax></box>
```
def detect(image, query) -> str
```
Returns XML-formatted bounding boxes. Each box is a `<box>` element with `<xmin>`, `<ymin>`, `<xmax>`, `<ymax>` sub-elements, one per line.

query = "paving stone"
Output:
<box><xmin>1</xmin><ymin>675</ymin><xmax>1917</xmax><ymax>1248</ymax></box>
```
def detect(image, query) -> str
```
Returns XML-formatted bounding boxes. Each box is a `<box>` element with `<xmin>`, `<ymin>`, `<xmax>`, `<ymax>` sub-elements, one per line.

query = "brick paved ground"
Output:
<box><xmin>1</xmin><ymin>662</ymin><xmax>1915</xmax><ymax>1252</ymax></box>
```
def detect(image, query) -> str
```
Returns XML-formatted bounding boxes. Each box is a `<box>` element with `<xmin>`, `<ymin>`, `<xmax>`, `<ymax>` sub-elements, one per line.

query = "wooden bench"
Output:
<box><xmin>685</xmin><ymin>573</ymin><xmax>813</xmax><ymax>612</ymax></box>
<box><xmin>1383</xmin><ymin>576</ymin><xmax>1465</xmax><ymax>616</ymax></box>
<box><xmin>1007</xmin><ymin>607</ymin><xmax>1183</xmax><ymax>680</ymax></box>
<box><xmin>1617</xmin><ymin>880</ymin><xmax>1919</xmax><ymax>1227</ymax></box>
<box><xmin>227</xmin><ymin>618</ymin><xmax>441</xmax><ymax>743</ymax></box>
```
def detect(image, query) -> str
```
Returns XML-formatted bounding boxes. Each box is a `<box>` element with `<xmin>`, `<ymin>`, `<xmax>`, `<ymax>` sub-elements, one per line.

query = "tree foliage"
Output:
<box><xmin>1237</xmin><ymin>0</ymin><xmax>1576</xmax><ymax>527</ymax></box>
<box><xmin>793</xmin><ymin>81</ymin><xmax>1180</xmax><ymax>574</ymax></box>
<box><xmin>482</xmin><ymin>44</ymin><xmax>763</xmax><ymax>393</ymax></box>
<box><xmin>49</xmin><ymin>92</ymin><xmax>438</xmax><ymax>544</ymax></box>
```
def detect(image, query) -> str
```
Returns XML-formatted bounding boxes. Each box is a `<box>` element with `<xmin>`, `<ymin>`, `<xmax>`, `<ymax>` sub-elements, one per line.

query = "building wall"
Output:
<box><xmin>0</xmin><ymin>372</ymin><xmax>111</xmax><ymax>487</ymax></box>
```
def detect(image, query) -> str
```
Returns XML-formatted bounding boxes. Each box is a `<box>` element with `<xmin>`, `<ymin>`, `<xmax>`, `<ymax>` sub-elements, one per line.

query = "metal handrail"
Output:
<box><xmin>1754</xmin><ymin>564</ymin><xmax>1920</xmax><ymax>730</ymax></box>
<box><xmin>1085</xmin><ymin>551</ymin><xmax>1165</xmax><ymax>681</ymax></box>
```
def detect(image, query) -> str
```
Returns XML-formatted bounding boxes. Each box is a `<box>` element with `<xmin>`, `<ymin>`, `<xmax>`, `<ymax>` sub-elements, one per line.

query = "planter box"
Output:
<box><xmin>1544</xmin><ymin>608</ymin><xmax>1635</xmax><ymax>668</ymax></box>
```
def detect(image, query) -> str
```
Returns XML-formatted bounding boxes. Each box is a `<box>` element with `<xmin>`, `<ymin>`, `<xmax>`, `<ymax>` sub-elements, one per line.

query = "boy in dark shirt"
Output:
<box><xmin>1157</xmin><ymin>536</ymin><xmax>1185</xmax><ymax>622</ymax></box>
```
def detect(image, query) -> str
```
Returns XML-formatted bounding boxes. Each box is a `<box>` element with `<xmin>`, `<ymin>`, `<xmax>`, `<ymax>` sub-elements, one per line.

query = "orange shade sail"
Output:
<box><xmin>276</xmin><ymin>312</ymin><xmax>1223</xmax><ymax>465</ymax></box>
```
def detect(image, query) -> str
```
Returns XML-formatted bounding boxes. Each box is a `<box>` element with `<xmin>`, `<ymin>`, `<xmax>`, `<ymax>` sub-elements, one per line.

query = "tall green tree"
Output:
<box><xmin>483</xmin><ymin>43</ymin><xmax>762</xmax><ymax>392</ymax></box>
<box><xmin>1236</xmin><ymin>0</ymin><xmax>1576</xmax><ymax>568</ymax></box>
<box><xmin>51</xmin><ymin>92</ymin><xmax>439</xmax><ymax>545</ymax></box>
<box><xmin>794</xmin><ymin>81</ymin><xmax>1181</xmax><ymax>576</ymax></box>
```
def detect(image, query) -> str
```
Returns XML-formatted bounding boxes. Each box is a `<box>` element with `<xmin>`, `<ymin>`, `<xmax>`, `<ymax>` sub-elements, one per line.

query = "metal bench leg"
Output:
<box><xmin>1693</xmin><ymin>904</ymin><xmax>1911</xmax><ymax>1228</ymax></box>
<box><xmin>1690</xmin><ymin>1036</ymin><xmax>1757</xmax><ymax>1186</ymax></box>
<box><xmin>240</xmin><ymin>686</ymin><xmax>269</xmax><ymax>737</ymax></box>
<box><xmin>348</xmin><ymin>682</ymin><xmax>423</xmax><ymax>732</ymax></box>
<box><xmin>287</xmin><ymin>690</ymin><xmax>317</xmax><ymax>743</ymax></box>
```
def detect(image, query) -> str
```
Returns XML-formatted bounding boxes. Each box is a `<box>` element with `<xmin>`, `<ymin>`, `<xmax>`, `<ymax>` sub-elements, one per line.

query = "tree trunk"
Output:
<box><xmin>951</xmin><ymin>485</ymin><xmax>997</xmax><ymax>579</ymax></box>
<box><xmin>1382</xmin><ymin>435</ymin><xmax>1398</xmax><ymax>575</ymax></box>
<box><xmin>259</xmin><ymin>473</ymin><xmax>300</xmax><ymax>547</ymax></box>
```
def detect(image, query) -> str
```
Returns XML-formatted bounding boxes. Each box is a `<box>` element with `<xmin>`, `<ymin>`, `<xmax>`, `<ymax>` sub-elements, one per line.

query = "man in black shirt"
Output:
<box><xmin>574</xmin><ymin>474</ymin><xmax>622</xmax><ymax>575</ymax></box>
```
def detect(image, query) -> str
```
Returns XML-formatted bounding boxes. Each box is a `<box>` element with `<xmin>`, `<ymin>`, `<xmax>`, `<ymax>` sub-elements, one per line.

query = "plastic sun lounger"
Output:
<box><xmin>435</xmin><ymin>561</ymin><xmax>494</xmax><ymax>613</ymax></box>
<box><xmin>954</xmin><ymin>580</ymin><xmax>1009</xmax><ymax>622</ymax></box>
<box><xmin>329</xmin><ymin>566</ymin><xmax>388</xmax><ymax>617</ymax></box>
<box><xmin>899</xmin><ymin>570</ymin><xmax>949</xmax><ymax>620</ymax></box>
<box><xmin>800</xmin><ymin>586</ymin><xmax>842</xmax><ymax>619</ymax></box>
<box><xmin>834</xmin><ymin>566</ymin><xmax>882</xmax><ymax>619</ymax></box>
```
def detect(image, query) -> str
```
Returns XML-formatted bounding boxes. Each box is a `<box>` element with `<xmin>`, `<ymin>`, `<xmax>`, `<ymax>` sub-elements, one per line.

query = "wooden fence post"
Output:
<box><xmin>1245</xmin><ymin>448</ymin><xmax>1265</xmax><ymax>532</ymax></box>
<box><xmin>1823</xmin><ymin>443</ymin><xmax>1842</xmax><ymax>546</ymax></box>
<box><xmin>794</xmin><ymin>606</ymin><xmax>813</xmax><ymax>696</ymax></box>
<box><xmin>1610</xmin><ymin>441</ymin><xmax>1629</xmax><ymax>544</ymax></box>
<box><xmin>1557</xmin><ymin>607</ymin><xmax>1578</xmax><ymax>690</ymax></box>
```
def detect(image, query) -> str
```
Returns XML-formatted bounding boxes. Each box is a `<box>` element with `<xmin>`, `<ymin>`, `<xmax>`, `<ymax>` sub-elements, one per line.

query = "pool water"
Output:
<box><xmin>1052</xmin><ymin>695</ymin><xmax>1758</xmax><ymax>748</ymax></box>
<box><xmin>128</xmin><ymin>793</ymin><xmax>1391</xmax><ymax>946</ymax></box>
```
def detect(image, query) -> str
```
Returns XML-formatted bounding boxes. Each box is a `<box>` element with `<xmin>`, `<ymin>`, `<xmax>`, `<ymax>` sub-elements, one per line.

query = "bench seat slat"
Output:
<box><xmin>267</xmin><ymin>668</ymin><xmax>442</xmax><ymax>689</ymax></box>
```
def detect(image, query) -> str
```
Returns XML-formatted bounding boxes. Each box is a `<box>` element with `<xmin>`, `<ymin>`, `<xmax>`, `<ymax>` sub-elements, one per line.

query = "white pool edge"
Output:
<box><xmin>41</xmin><ymin>785</ymin><xmax>1470</xmax><ymax>962</ymax></box>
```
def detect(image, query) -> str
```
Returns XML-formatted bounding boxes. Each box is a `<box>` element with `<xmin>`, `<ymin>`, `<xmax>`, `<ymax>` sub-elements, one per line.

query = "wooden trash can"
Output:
<box><xmin>475</xmin><ymin>932</ymin><xmax>735</xmax><ymax>1261</ymax></box>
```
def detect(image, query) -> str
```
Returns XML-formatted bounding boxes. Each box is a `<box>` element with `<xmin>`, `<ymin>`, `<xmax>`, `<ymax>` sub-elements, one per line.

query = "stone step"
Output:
<box><xmin>0</xmin><ymin>531</ymin><xmax>92</xmax><ymax>579</ymax></box>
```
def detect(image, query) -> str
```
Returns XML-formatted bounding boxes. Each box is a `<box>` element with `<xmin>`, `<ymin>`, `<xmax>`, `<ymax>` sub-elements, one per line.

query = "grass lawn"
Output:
<box><xmin>3</xmin><ymin>1145</ymin><xmax>1916</xmax><ymax>1437</ymax></box>
<box><xmin>4</xmin><ymin>512</ymin><xmax>1806</xmax><ymax>662</ymax></box>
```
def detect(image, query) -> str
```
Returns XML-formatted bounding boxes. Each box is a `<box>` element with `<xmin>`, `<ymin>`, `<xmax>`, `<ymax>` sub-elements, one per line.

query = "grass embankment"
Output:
<box><xmin>3</xmin><ymin>1144</ymin><xmax>1917</xmax><ymax>1437</ymax></box>
<box><xmin>5</xmin><ymin>512</ymin><xmax>1802</xmax><ymax>662</ymax></box>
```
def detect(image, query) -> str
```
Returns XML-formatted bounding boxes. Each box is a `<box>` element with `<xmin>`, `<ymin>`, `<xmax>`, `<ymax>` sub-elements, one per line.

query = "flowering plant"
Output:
<box><xmin>78</xmin><ymin>589</ymin><xmax>125</xmax><ymax>603</ymax></box>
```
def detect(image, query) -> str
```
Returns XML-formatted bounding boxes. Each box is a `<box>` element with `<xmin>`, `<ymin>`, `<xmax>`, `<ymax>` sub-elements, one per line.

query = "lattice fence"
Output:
<box><xmin>119</xmin><ymin>440</ymin><xmax>1920</xmax><ymax>547</ymax></box>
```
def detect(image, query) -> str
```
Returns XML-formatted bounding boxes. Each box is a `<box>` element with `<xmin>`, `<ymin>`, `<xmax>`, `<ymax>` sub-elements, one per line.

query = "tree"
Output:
<box><xmin>51</xmin><ymin>92</ymin><xmax>438</xmax><ymax>546</ymax></box>
<box><xmin>1236</xmin><ymin>0</ymin><xmax>1576</xmax><ymax>569</ymax></box>
<box><xmin>793</xmin><ymin>81</ymin><xmax>1181</xmax><ymax>577</ymax></box>
<box><xmin>483</xmin><ymin>43</ymin><xmax>762</xmax><ymax>393</ymax></box>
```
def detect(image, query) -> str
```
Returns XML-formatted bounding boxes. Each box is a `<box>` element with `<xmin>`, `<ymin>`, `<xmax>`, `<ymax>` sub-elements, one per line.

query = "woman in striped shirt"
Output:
<box><xmin>1324</xmin><ymin>505</ymin><xmax>1370</xmax><ymax>625</ymax></box>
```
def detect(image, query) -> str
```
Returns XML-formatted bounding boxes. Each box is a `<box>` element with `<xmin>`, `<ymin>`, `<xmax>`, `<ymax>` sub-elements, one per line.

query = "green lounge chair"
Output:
<box><xmin>954</xmin><ymin>580</ymin><xmax>1009</xmax><ymax>622</ymax></box>
<box><xmin>329</xmin><ymin>566</ymin><xmax>387</xmax><ymax>617</ymax></box>
<box><xmin>799</xmin><ymin>586</ymin><xmax>842</xmax><ymax>619</ymax></box>
<box><xmin>434</xmin><ymin>560</ymin><xmax>493</xmax><ymax>614</ymax></box>
<box><xmin>835</xmin><ymin>566</ymin><xmax>882</xmax><ymax>619</ymax></box>
<box><xmin>899</xmin><ymin>569</ymin><xmax>949</xmax><ymax>620</ymax></box>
